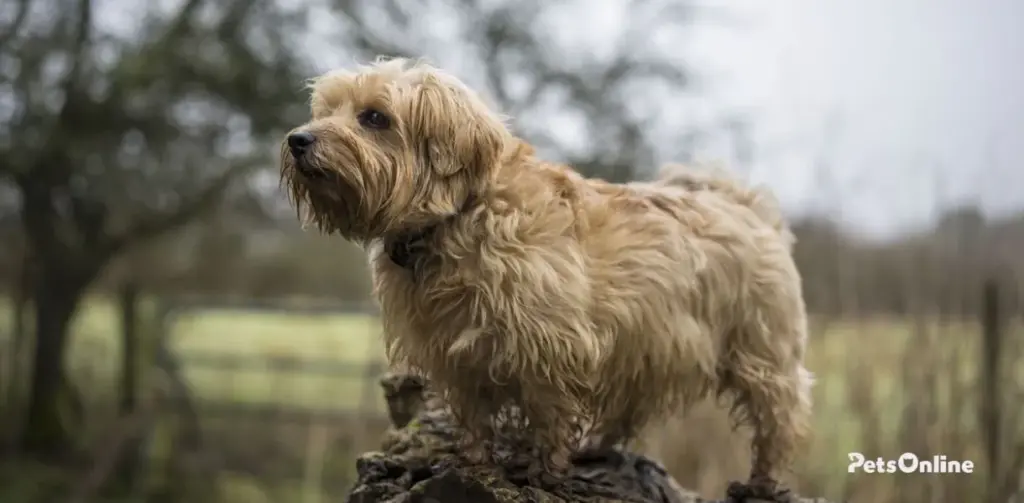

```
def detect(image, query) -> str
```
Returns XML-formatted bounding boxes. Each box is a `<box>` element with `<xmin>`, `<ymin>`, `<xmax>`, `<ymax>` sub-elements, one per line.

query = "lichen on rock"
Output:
<box><xmin>346</xmin><ymin>372</ymin><xmax>835</xmax><ymax>503</ymax></box>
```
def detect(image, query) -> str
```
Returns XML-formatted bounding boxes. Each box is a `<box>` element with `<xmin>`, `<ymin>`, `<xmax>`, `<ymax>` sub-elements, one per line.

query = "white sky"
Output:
<box><xmin>683</xmin><ymin>0</ymin><xmax>1024</xmax><ymax>237</ymax></box>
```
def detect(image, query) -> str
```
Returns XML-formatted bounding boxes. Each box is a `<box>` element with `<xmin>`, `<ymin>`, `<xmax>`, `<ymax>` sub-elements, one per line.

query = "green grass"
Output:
<box><xmin>804</xmin><ymin>318</ymin><xmax>982</xmax><ymax>443</ymax></box>
<box><xmin>0</xmin><ymin>297</ymin><xmax>389</xmax><ymax>413</ymax></box>
<box><xmin>3</xmin><ymin>297</ymin><xmax>1021</xmax><ymax>501</ymax></box>
<box><xmin>171</xmin><ymin>307</ymin><xmax>386</xmax><ymax>411</ymax></box>
<box><xmin>2</xmin><ymin>297</ymin><xmax>1018</xmax><ymax>426</ymax></box>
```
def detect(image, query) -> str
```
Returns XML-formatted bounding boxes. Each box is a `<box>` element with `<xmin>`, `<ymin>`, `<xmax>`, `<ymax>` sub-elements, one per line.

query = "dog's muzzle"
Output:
<box><xmin>287</xmin><ymin>131</ymin><xmax>316</xmax><ymax>157</ymax></box>
<box><xmin>286</xmin><ymin>131</ymin><xmax>328</xmax><ymax>179</ymax></box>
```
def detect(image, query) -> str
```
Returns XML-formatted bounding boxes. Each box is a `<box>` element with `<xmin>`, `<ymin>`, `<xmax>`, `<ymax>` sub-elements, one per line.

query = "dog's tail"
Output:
<box><xmin>657</xmin><ymin>163</ymin><xmax>795</xmax><ymax>247</ymax></box>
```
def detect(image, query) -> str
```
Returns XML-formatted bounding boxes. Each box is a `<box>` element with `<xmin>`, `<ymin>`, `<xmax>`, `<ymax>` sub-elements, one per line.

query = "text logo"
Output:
<box><xmin>847</xmin><ymin>452</ymin><xmax>974</xmax><ymax>474</ymax></box>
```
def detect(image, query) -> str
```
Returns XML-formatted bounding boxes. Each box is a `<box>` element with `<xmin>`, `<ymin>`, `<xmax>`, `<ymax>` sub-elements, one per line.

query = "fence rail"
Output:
<box><xmin>167</xmin><ymin>398</ymin><xmax>369</xmax><ymax>423</ymax></box>
<box><xmin>150</xmin><ymin>296</ymin><xmax>388</xmax><ymax>423</ymax></box>
<box><xmin>173</xmin><ymin>350</ymin><xmax>381</xmax><ymax>376</ymax></box>
<box><xmin>160</xmin><ymin>296</ymin><xmax>379</xmax><ymax>316</ymax></box>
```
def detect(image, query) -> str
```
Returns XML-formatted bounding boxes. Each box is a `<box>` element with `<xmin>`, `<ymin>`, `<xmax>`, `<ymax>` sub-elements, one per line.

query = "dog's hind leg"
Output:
<box><xmin>721</xmin><ymin>315</ymin><xmax>813</xmax><ymax>502</ymax></box>
<box><xmin>735</xmin><ymin>364</ymin><xmax>812</xmax><ymax>499</ymax></box>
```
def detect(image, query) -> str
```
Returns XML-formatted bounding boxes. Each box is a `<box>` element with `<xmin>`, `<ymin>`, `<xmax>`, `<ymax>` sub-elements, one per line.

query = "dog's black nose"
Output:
<box><xmin>287</xmin><ymin>131</ymin><xmax>316</xmax><ymax>155</ymax></box>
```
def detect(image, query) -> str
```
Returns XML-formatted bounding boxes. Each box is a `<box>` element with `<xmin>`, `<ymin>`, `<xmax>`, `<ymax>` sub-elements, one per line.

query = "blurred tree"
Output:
<box><xmin>330</xmin><ymin>0</ymin><xmax>695</xmax><ymax>182</ymax></box>
<box><xmin>0</xmin><ymin>0</ymin><xmax>309</xmax><ymax>460</ymax></box>
<box><xmin>143</xmin><ymin>0</ymin><xmax>702</xmax><ymax>301</ymax></box>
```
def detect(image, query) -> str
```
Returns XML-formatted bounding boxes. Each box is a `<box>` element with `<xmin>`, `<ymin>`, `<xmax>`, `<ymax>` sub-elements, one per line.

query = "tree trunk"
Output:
<box><xmin>19</xmin><ymin>269</ymin><xmax>89</xmax><ymax>462</ymax></box>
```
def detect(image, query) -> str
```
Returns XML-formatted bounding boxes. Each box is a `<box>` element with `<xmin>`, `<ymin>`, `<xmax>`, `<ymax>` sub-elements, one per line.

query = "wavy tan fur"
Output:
<box><xmin>280</xmin><ymin>57</ymin><xmax>814</xmax><ymax>489</ymax></box>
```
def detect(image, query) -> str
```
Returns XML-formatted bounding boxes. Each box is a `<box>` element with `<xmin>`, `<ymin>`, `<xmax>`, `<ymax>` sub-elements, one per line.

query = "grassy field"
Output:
<box><xmin>0</xmin><ymin>297</ymin><xmax>389</xmax><ymax>413</ymax></box>
<box><xmin>172</xmin><ymin>306</ymin><xmax>386</xmax><ymax>412</ymax></box>
<box><xmin>0</xmin><ymin>297</ymin><xmax>1017</xmax><ymax>421</ymax></box>
<box><xmin>1</xmin><ymin>296</ymin><xmax>1021</xmax><ymax>502</ymax></box>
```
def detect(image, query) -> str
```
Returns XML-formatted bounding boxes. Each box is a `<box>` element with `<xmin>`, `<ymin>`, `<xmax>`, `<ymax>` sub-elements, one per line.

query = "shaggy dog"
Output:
<box><xmin>280</xmin><ymin>57</ymin><xmax>814</xmax><ymax>498</ymax></box>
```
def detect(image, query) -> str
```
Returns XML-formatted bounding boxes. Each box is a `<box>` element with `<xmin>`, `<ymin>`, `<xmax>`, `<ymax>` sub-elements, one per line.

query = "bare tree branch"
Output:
<box><xmin>163</xmin><ymin>0</ymin><xmax>206</xmax><ymax>39</ymax></box>
<box><xmin>62</xmin><ymin>0</ymin><xmax>93</xmax><ymax>92</ymax></box>
<box><xmin>332</xmin><ymin>0</ymin><xmax>413</xmax><ymax>58</ymax></box>
<box><xmin>328</xmin><ymin>0</ymin><xmax>693</xmax><ymax>181</ymax></box>
<box><xmin>0</xmin><ymin>0</ymin><xmax>32</xmax><ymax>48</ymax></box>
<box><xmin>470</xmin><ymin>1</ymin><xmax>545</xmax><ymax>111</ymax></box>
<box><xmin>100</xmin><ymin>161</ymin><xmax>257</xmax><ymax>258</ymax></box>
<box><xmin>18</xmin><ymin>0</ymin><xmax>94</xmax><ymax>181</ymax></box>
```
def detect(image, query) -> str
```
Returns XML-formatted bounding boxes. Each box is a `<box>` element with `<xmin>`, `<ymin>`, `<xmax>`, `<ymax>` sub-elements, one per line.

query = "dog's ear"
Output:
<box><xmin>413</xmin><ymin>74</ymin><xmax>506</xmax><ymax>177</ymax></box>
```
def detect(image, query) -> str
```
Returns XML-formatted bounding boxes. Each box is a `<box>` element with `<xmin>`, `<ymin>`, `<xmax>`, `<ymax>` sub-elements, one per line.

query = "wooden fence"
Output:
<box><xmin>3</xmin><ymin>282</ymin><xmax>1022</xmax><ymax>502</ymax></box>
<box><xmin>151</xmin><ymin>296</ymin><xmax>387</xmax><ymax>422</ymax></box>
<box><xmin>105</xmin><ymin>296</ymin><xmax>396</xmax><ymax>499</ymax></box>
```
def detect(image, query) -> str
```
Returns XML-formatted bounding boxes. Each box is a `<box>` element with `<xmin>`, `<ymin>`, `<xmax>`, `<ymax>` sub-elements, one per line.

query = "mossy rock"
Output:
<box><xmin>346</xmin><ymin>372</ymin><xmax>835</xmax><ymax>503</ymax></box>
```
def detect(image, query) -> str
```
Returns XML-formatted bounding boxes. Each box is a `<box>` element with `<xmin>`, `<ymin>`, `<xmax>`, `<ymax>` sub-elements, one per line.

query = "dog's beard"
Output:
<box><xmin>279</xmin><ymin>140</ymin><xmax>451</xmax><ymax>243</ymax></box>
<box><xmin>281</xmin><ymin>153</ymin><xmax>403</xmax><ymax>244</ymax></box>
<box><xmin>281</xmin><ymin>152</ymin><xmax>359</xmax><ymax>236</ymax></box>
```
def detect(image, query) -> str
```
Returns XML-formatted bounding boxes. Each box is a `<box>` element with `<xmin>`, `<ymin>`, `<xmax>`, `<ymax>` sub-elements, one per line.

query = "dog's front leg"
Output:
<box><xmin>459</xmin><ymin>427</ymin><xmax>493</xmax><ymax>465</ymax></box>
<box><xmin>514</xmin><ymin>383</ymin><xmax>584</xmax><ymax>487</ymax></box>
<box><xmin>449</xmin><ymin>383</ymin><xmax>501</xmax><ymax>468</ymax></box>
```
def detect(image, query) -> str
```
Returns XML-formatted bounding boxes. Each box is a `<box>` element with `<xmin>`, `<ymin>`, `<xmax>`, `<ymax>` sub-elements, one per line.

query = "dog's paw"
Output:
<box><xmin>458</xmin><ymin>438</ymin><xmax>493</xmax><ymax>467</ymax></box>
<box><xmin>725</xmin><ymin>479</ymin><xmax>795</xmax><ymax>503</ymax></box>
<box><xmin>430</xmin><ymin>455</ymin><xmax>460</xmax><ymax>474</ymax></box>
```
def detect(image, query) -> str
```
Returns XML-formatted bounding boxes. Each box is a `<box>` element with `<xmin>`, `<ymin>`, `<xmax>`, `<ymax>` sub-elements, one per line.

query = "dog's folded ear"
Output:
<box><xmin>412</xmin><ymin>74</ymin><xmax>508</xmax><ymax>177</ymax></box>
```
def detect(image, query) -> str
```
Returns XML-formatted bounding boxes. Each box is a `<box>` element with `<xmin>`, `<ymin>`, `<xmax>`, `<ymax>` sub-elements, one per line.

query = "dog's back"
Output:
<box><xmin>655</xmin><ymin>164</ymin><xmax>795</xmax><ymax>249</ymax></box>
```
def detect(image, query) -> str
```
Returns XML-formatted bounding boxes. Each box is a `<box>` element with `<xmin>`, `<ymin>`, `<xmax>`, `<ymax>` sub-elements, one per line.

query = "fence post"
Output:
<box><xmin>2</xmin><ymin>253</ymin><xmax>32</xmax><ymax>451</ymax></box>
<box><xmin>980</xmin><ymin>279</ymin><xmax>1003</xmax><ymax>503</ymax></box>
<box><xmin>119</xmin><ymin>282</ymin><xmax>140</xmax><ymax>416</ymax></box>
<box><xmin>11</xmin><ymin>264</ymin><xmax>28</xmax><ymax>372</ymax></box>
<box><xmin>116</xmin><ymin>281</ymin><xmax>142</xmax><ymax>490</ymax></box>
<box><xmin>9</xmin><ymin>254</ymin><xmax>31</xmax><ymax>389</ymax></box>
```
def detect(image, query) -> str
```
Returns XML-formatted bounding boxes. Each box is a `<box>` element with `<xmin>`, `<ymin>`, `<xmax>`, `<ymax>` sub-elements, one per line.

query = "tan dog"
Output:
<box><xmin>280</xmin><ymin>57</ymin><xmax>813</xmax><ymax>496</ymax></box>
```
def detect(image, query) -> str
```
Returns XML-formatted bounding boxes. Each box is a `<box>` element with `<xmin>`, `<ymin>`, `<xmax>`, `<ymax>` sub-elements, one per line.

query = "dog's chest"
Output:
<box><xmin>372</xmin><ymin>255</ymin><xmax>478</xmax><ymax>323</ymax></box>
<box><xmin>377</xmin><ymin>278</ymin><xmax>500</xmax><ymax>365</ymax></box>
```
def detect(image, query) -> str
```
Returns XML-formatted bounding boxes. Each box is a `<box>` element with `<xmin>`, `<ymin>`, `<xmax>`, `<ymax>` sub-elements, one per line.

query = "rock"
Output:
<box><xmin>346</xmin><ymin>372</ymin><xmax>836</xmax><ymax>503</ymax></box>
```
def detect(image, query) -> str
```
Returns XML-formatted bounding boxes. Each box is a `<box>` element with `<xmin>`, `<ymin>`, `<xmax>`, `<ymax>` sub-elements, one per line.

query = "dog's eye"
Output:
<box><xmin>357</xmin><ymin>109</ymin><xmax>391</xmax><ymax>130</ymax></box>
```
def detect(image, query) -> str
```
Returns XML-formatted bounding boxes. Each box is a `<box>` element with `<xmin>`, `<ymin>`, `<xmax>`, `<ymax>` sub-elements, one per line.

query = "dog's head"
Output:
<box><xmin>280</xmin><ymin>57</ymin><xmax>510</xmax><ymax>241</ymax></box>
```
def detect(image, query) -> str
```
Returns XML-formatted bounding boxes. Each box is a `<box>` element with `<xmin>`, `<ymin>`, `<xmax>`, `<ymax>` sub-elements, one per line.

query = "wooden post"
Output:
<box><xmin>116</xmin><ymin>282</ymin><xmax>141</xmax><ymax>490</ymax></box>
<box><xmin>119</xmin><ymin>282</ymin><xmax>140</xmax><ymax>417</ymax></box>
<box><xmin>12</xmin><ymin>264</ymin><xmax>28</xmax><ymax>367</ymax></box>
<box><xmin>980</xmin><ymin>279</ymin><xmax>1002</xmax><ymax>503</ymax></box>
<box><xmin>2</xmin><ymin>252</ymin><xmax>32</xmax><ymax>451</ymax></box>
<box><xmin>10</xmin><ymin>253</ymin><xmax>31</xmax><ymax>392</ymax></box>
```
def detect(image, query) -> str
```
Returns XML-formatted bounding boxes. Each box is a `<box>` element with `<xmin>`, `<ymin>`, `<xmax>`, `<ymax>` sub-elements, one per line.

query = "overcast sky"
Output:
<box><xmin>684</xmin><ymin>0</ymin><xmax>1024</xmax><ymax>237</ymax></box>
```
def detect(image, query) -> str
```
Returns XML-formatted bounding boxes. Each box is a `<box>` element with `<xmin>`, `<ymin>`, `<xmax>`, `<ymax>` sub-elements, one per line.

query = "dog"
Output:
<box><xmin>280</xmin><ymin>57</ymin><xmax>814</xmax><ymax>498</ymax></box>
